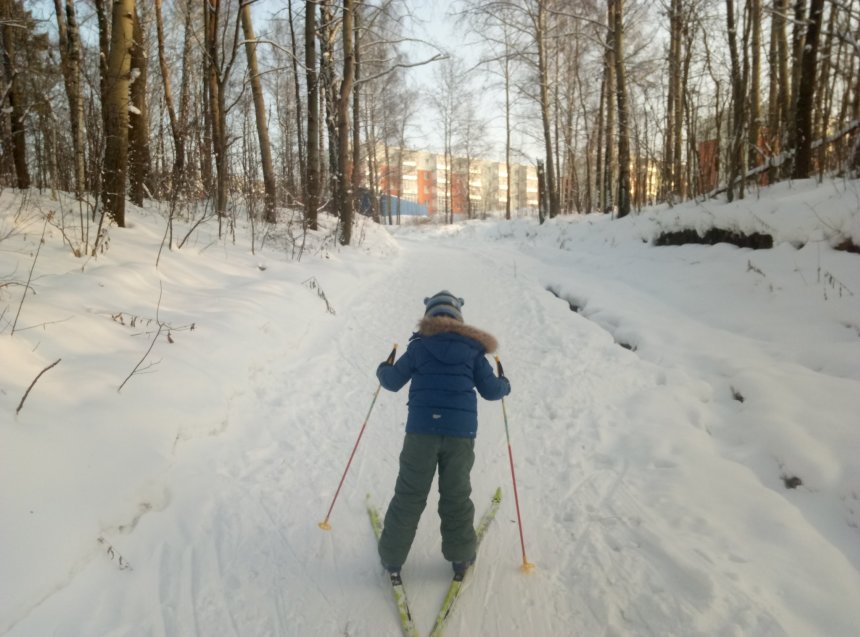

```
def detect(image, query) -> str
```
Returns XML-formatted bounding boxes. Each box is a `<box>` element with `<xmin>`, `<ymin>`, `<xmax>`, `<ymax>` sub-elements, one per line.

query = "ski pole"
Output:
<box><xmin>496</xmin><ymin>356</ymin><xmax>535</xmax><ymax>572</ymax></box>
<box><xmin>319</xmin><ymin>344</ymin><xmax>397</xmax><ymax>531</ymax></box>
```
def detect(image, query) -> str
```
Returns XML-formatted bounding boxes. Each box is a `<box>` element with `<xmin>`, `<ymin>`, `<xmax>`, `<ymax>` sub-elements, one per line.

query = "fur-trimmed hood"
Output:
<box><xmin>417</xmin><ymin>316</ymin><xmax>499</xmax><ymax>354</ymax></box>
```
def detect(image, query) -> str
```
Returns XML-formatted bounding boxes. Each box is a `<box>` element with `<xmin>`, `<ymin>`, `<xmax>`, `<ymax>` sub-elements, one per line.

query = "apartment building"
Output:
<box><xmin>371</xmin><ymin>145</ymin><xmax>539</xmax><ymax>219</ymax></box>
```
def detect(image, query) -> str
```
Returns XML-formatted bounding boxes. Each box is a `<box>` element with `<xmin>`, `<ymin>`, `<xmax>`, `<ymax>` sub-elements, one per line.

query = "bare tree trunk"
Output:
<box><xmin>305</xmin><ymin>0</ymin><xmax>320</xmax><ymax>229</ymax></box>
<box><xmin>775</xmin><ymin>0</ymin><xmax>790</xmax><ymax>173</ymax></box>
<box><xmin>128</xmin><ymin>7</ymin><xmax>150</xmax><ymax>206</ymax></box>
<box><xmin>396</xmin><ymin>146</ymin><xmax>403</xmax><ymax>224</ymax></box>
<box><xmin>603</xmin><ymin>11</ymin><xmax>616</xmax><ymax>213</ymax></box>
<box><xmin>102</xmin><ymin>0</ymin><xmax>135</xmax><ymax>226</ymax></box>
<box><xmin>54</xmin><ymin>0</ymin><xmax>86</xmax><ymax>198</ymax></box>
<box><xmin>767</xmin><ymin>0</ymin><xmax>781</xmax><ymax>182</ymax></box>
<box><xmin>320</xmin><ymin>1</ymin><xmax>339</xmax><ymax>208</ymax></box>
<box><xmin>536</xmin><ymin>159</ymin><xmax>547</xmax><ymax>223</ymax></box>
<box><xmin>383</xmin><ymin>140</ymin><xmax>392</xmax><ymax>223</ymax></box>
<box><xmin>725</xmin><ymin>0</ymin><xmax>745</xmax><ymax>202</ymax></box>
<box><xmin>205</xmin><ymin>0</ymin><xmax>228</xmax><ymax>220</ymax></box>
<box><xmin>154</xmin><ymin>0</ymin><xmax>176</xmax><ymax>162</ymax></box>
<box><xmin>575</xmin><ymin>63</ymin><xmax>593</xmax><ymax>213</ymax></box>
<box><xmin>177</xmin><ymin>2</ymin><xmax>195</xmax><ymax>191</ymax></box>
<box><xmin>337</xmin><ymin>0</ymin><xmax>355</xmax><ymax>245</ymax></box>
<box><xmin>671</xmin><ymin>0</ymin><xmax>690</xmax><ymax>200</ymax></box>
<box><xmin>200</xmin><ymin>46</ymin><xmax>212</xmax><ymax>193</ymax></box>
<box><xmin>444</xmin><ymin>133</ymin><xmax>451</xmax><ymax>223</ymax></box>
<box><xmin>504</xmin><ymin>49</ymin><xmax>512</xmax><ymax>220</ymax></box>
<box><xmin>535</xmin><ymin>0</ymin><xmax>559</xmax><ymax>218</ymax></box>
<box><xmin>364</xmin><ymin>91</ymin><xmax>379</xmax><ymax>223</ymax></box>
<box><xmin>680</xmin><ymin>14</ymin><xmax>697</xmax><ymax>199</ymax></box>
<box><xmin>561</xmin><ymin>43</ymin><xmax>576</xmax><ymax>214</ymax></box>
<box><xmin>288</xmin><ymin>0</ymin><xmax>306</xmax><ymax>202</ymax></box>
<box><xmin>636</xmin><ymin>104</ymin><xmax>646</xmax><ymax>209</ymax></box>
<box><xmin>155</xmin><ymin>0</ymin><xmax>192</xmax><ymax>196</ymax></box>
<box><xmin>786</xmin><ymin>0</ymin><xmax>806</xmax><ymax>158</ymax></box>
<box><xmin>595</xmin><ymin>72</ymin><xmax>605</xmax><ymax>212</ymax></box>
<box><xmin>748</xmin><ymin>0</ymin><xmax>762</xmax><ymax>177</ymax></box>
<box><xmin>664</xmin><ymin>0</ymin><xmax>681</xmax><ymax>200</ymax></box>
<box><xmin>94</xmin><ymin>0</ymin><xmax>111</xmax><ymax>134</ymax></box>
<box><xmin>703</xmin><ymin>29</ymin><xmax>724</xmax><ymax>194</ymax></box>
<box><xmin>432</xmin><ymin>59</ymin><xmax>460</xmax><ymax>223</ymax></box>
<box><xmin>553</xmin><ymin>42</ymin><xmax>562</xmax><ymax>213</ymax></box>
<box><xmin>351</xmin><ymin>2</ymin><xmax>362</xmax><ymax>223</ymax></box>
<box><xmin>611</xmin><ymin>0</ymin><xmax>631</xmax><ymax>218</ymax></box>
<box><xmin>813</xmin><ymin>5</ymin><xmax>835</xmax><ymax>177</ymax></box>
<box><xmin>792</xmin><ymin>0</ymin><xmax>825</xmax><ymax>178</ymax></box>
<box><xmin>240</xmin><ymin>2</ymin><xmax>277</xmax><ymax>223</ymax></box>
<box><xmin>1</xmin><ymin>1</ymin><xmax>29</xmax><ymax>190</ymax></box>
<box><xmin>318</xmin><ymin>85</ymin><xmax>327</xmax><ymax>201</ymax></box>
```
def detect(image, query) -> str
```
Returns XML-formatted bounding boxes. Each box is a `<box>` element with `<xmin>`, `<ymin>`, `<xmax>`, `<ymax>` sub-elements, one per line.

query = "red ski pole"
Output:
<box><xmin>496</xmin><ymin>356</ymin><xmax>535</xmax><ymax>572</ymax></box>
<box><xmin>319</xmin><ymin>344</ymin><xmax>397</xmax><ymax>531</ymax></box>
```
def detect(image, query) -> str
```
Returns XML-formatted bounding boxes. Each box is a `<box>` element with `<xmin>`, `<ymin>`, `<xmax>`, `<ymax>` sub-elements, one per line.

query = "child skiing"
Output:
<box><xmin>375</xmin><ymin>290</ymin><xmax>511</xmax><ymax>576</ymax></box>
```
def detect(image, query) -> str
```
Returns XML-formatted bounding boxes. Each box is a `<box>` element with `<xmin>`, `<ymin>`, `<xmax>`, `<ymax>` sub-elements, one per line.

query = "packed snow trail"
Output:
<box><xmin>5</xmin><ymin>209</ymin><xmax>860</xmax><ymax>636</ymax></box>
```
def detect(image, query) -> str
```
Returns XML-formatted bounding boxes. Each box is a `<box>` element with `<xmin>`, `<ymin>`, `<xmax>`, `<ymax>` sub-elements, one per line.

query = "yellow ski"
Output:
<box><xmin>367</xmin><ymin>495</ymin><xmax>420</xmax><ymax>637</ymax></box>
<box><xmin>428</xmin><ymin>488</ymin><xmax>503</xmax><ymax>637</ymax></box>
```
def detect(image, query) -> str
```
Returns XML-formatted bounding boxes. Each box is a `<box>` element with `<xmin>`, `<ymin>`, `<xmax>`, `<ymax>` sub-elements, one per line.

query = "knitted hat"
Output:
<box><xmin>424</xmin><ymin>290</ymin><xmax>464</xmax><ymax>322</ymax></box>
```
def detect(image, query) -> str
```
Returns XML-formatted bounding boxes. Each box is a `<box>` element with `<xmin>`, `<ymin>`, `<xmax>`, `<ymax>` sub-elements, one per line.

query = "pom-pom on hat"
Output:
<box><xmin>424</xmin><ymin>290</ymin><xmax>464</xmax><ymax>322</ymax></box>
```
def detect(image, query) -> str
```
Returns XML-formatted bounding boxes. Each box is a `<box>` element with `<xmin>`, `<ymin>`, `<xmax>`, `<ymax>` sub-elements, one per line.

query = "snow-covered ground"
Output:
<box><xmin>2</xmin><ymin>178</ymin><xmax>859</xmax><ymax>636</ymax></box>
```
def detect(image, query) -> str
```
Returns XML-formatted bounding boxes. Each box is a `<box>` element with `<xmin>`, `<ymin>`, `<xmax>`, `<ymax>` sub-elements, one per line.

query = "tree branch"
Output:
<box><xmin>11</xmin><ymin>215</ymin><xmax>50</xmax><ymax>336</ymax></box>
<box><xmin>356</xmin><ymin>52</ymin><xmax>447</xmax><ymax>85</ymax></box>
<box><xmin>17</xmin><ymin>359</ymin><xmax>61</xmax><ymax>415</ymax></box>
<box><xmin>118</xmin><ymin>283</ymin><xmax>168</xmax><ymax>393</ymax></box>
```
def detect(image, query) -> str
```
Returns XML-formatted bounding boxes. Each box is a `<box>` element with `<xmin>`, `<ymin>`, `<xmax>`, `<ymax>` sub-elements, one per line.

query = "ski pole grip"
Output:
<box><xmin>494</xmin><ymin>355</ymin><xmax>505</xmax><ymax>377</ymax></box>
<box><xmin>386</xmin><ymin>344</ymin><xmax>398</xmax><ymax>365</ymax></box>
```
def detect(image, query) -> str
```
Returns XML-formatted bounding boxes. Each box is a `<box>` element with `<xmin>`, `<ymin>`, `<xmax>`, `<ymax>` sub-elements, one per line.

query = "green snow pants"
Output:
<box><xmin>378</xmin><ymin>433</ymin><xmax>477</xmax><ymax>568</ymax></box>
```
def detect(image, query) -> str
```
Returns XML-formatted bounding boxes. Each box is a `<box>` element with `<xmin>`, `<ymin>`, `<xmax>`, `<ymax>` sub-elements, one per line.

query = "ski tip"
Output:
<box><xmin>318</xmin><ymin>521</ymin><xmax>332</xmax><ymax>531</ymax></box>
<box><xmin>492</xmin><ymin>487</ymin><xmax>502</xmax><ymax>501</ymax></box>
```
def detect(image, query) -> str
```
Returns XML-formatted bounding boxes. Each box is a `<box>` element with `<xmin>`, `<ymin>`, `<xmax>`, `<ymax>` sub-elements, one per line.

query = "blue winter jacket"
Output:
<box><xmin>377</xmin><ymin>317</ymin><xmax>511</xmax><ymax>438</ymax></box>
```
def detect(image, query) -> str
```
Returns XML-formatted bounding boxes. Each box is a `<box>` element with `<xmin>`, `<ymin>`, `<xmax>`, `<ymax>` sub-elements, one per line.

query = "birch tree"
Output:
<box><xmin>533</xmin><ymin>0</ymin><xmax>560</xmax><ymax>218</ymax></box>
<box><xmin>304</xmin><ymin>0</ymin><xmax>321</xmax><ymax>229</ymax></box>
<box><xmin>748</xmin><ymin>0</ymin><xmax>762</xmax><ymax>175</ymax></box>
<box><xmin>155</xmin><ymin>0</ymin><xmax>194</xmax><ymax>198</ymax></box>
<box><xmin>611</xmin><ymin>0</ymin><xmax>631</xmax><ymax>218</ymax></box>
<box><xmin>240</xmin><ymin>2</ymin><xmax>277</xmax><ymax>223</ymax></box>
<box><xmin>102</xmin><ymin>0</ymin><xmax>135</xmax><ymax>226</ymax></box>
<box><xmin>53</xmin><ymin>0</ymin><xmax>85</xmax><ymax>198</ymax></box>
<box><xmin>336</xmin><ymin>0</ymin><xmax>356</xmax><ymax>245</ymax></box>
<box><xmin>724</xmin><ymin>0</ymin><xmax>746</xmax><ymax>202</ymax></box>
<box><xmin>462</xmin><ymin>1</ymin><xmax>523</xmax><ymax>220</ymax></box>
<box><xmin>204</xmin><ymin>0</ymin><xmax>241</xmax><ymax>224</ymax></box>
<box><xmin>431</xmin><ymin>58</ymin><xmax>463</xmax><ymax>223</ymax></box>
<box><xmin>128</xmin><ymin>6</ymin><xmax>150</xmax><ymax>206</ymax></box>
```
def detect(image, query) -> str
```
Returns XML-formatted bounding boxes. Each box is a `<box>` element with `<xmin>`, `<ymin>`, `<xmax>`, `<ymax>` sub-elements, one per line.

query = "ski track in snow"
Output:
<box><xmin>4</xmin><ymin>205</ymin><xmax>860</xmax><ymax>636</ymax></box>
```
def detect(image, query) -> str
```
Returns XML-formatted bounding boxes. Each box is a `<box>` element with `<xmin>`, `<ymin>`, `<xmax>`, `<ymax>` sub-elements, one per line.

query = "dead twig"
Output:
<box><xmin>97</xmin><ymin>537</ymin><xmax>132</xmax><ymax>571</ymax></box>
<box><xmin>302</xmin><ymin>276</ymin><xmax>336</xmax><ymax>315</ymax></box>
<box><xmin>117</xmin><ymin>320</ymin><xmax>164</xmax><ymax>394</ymax></box>
<box><xmin>16</xmin><ymin>358</ymin><xmax>61</xmax><ymax>415</ymax></box>
<box><xmin>11</xmin><ymin>214</ymin><xmax>51</xmax><ymax>335</ymax></box>
<box><xmin>117</xmin><ymin>282</ymin><xmax>190</xmax><ymax>392</ymax></box>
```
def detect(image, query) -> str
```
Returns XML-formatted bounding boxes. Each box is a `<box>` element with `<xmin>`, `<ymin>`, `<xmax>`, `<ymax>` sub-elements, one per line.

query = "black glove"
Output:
<box><xmin>384</xmin><ymin>345</ymin><xmax>397</xmax><ymax>365</ymax></box>
<box><xmin>495</xmin><ymin>358</ymin><xmax>510</xmax><ymax>391</ymax></box>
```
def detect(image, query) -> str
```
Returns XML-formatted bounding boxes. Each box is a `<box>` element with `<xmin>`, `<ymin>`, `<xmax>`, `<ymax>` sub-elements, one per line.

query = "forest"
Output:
<box><xmin>0</xmin><ymin>0</ymin><xmax>858</xmax><ymax>250</ymax></box>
